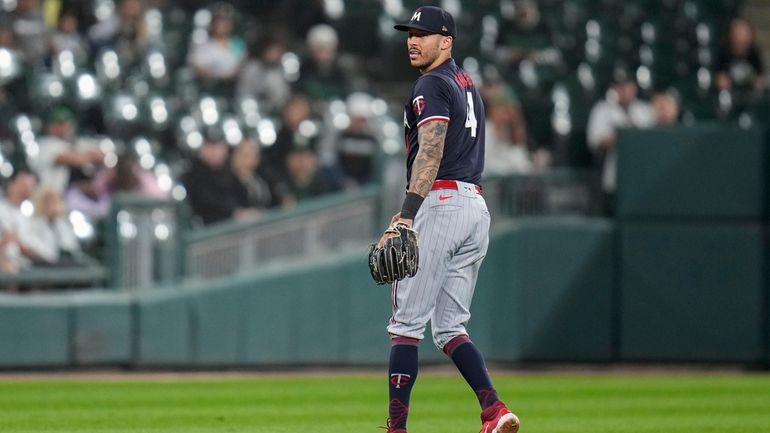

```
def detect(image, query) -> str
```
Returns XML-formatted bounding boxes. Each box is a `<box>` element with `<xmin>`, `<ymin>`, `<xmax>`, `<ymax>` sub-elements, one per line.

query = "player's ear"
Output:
<box><xmin>441</xmin><ymin>36</ymin><xmax>453</xmax><ymax>50</ymax></box>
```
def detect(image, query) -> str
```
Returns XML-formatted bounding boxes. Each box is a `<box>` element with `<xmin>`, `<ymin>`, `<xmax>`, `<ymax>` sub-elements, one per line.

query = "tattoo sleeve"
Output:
<box><xmin>409</xmin><ymin>120</ymin><xmax>448</xmax><ymax>197</ymax></box>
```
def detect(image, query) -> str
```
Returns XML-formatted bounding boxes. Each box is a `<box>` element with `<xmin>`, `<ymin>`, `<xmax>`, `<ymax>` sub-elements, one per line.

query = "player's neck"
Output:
<box><xmin>419</xmin><ymin>55</ymin><xmax>452</xmax><ymax>74</ymax></box>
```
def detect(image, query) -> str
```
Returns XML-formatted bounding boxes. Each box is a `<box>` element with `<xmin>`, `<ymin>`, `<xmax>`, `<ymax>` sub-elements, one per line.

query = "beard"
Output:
<box><xmin>409</xmin><ymin>49</ymin><xmax>439</xmax><ymax>71</ymax></box>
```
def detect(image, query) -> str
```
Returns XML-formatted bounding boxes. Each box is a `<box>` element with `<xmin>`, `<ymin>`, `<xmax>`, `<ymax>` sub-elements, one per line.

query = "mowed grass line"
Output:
<box><xmin>1</xmin><ymin>373</ymin><xmax>769</xmax><ymax>433</ymax></box>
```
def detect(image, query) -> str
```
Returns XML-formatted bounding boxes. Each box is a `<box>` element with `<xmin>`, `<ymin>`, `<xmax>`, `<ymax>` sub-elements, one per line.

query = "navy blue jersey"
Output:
<box><xmin>403</xmin><ymin>58</ymin><xmax>485</xmax><ymax>186</ymax></box>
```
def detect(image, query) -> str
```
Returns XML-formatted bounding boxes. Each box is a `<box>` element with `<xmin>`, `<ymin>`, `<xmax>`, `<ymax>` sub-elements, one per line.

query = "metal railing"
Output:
<box><xmin>184</xmin><ymin>186</ymin><xmax>381</xmax><ymax>280</ymax></box>
<box><xmin>0</xmin><ymin>265</ymin><xmax>108</xmax><ymax>290</ymax></box>
<box><xmin>106</xmin><ymin>194</ymin><xmax>184</xmax><ymax>290</ymax></box>
<box><xmin>486</xmin><ymin>169</ymin><xmax>603</xmax><ymax>219</ymax></box>
<box><xmin>102</xmin><ymin>170</ymin><xmax>600</xmax><ymax>288</ymax></box>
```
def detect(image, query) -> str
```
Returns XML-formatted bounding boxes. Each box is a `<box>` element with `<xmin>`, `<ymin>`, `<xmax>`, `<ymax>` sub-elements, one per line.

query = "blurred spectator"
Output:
<box><xmin>274</xmin><ymin>138</ymin><xmax>340</xmax><ymax>207</ymax></box>
<box><xmin>93</xmin><ymin>150</ymin><xmax>166</xmax><ymax>199</ymax></box>
<box><xmin>229</xmin><ymin>138</ymin><xmax>273</xmax><ymax>214</ymax></box>
<box><xmin>182</xmin><ymin>132</ymin><xmax>258</xmax><ymax>224</ymax></box>
<box><xmin>264</xmin><ymin>93</ymin><xmax>316</xmax><ymax>181</ymax></box>
<box><xmin>587</xmin><ymin>70</ymin><xmax>655</xmax><ymax>211</ymax></box>
<box><xmin>55</xmin><ymin>0</ymin><xmax>96</xmax><ymax>32</ymax></box>
<box><xmin>88</xmin><ymin>0</ymin><xmax>154</xmax><ymax>69</ymax></box>
<box><xmin>188</xmin><ymin>2</ymin><xmax>246</xmax><ymax>85</ymax></box>
<box><xmin>237</xmin><ymin>31</ymin><xmax>291</xmax><ymax>115</ymax></box>
<box><xmin>49</xmin><ymin>8</ymin><xmax>88</xmax><ymax>63</ymax></box>
<box><xmin>0</xmin><ymin>169</ymin><xmax>49</xmax><ymax>271</ymax></box>
<box><xmin>332</xmin><ymin>92</ymin><xmax>380</xmax><ymax>187</ymax></box>
<box><xmin>276</xmin><ymin>0</ymin><xmax>326</xmax><ymax>41</ymax></box>
<box><xmin>0</xmin><ymin>233</ymin><xmax>17</xmax><ymax>273</ymax></box>
<box><xmin>0</xmin><ymin>26</ymin><xmax>15</xmax><ymax>47</ymax></box>
<box><xmin>494</xmin><ymin>0</ymin><xmax>556</xmax><ymax>68</ymax></box>
<box><xmin>297</xmin><ymin>24</ymin><xmax>353</xmax><ymax>100</ymax></box>
<box><xmin>651</xmin><ymin>89</ymin><xmax>681</xmax><ymax>125</ymax></box>
<box><xmin>64</xmin><ymin>166</ymin><xmax>111</xmax><ymax>220</ymax></box>
<box><xmin>716</xmin><ymin>17</ymin><xmax>766</xmax><ymax>92</ymax></box>
<box><xmin>31</xmin><ymin>106</ymin><xmax>105</xmax><ymax>193</ymax></box>
<box><xmin>3</xmin><ymin>0</ymin><xmax>48</xmax><ymax>67</ymax></box>
<box><xmin>29</xmin><ymin>186</ymin><xmax>84</xmax><ymax>266</ymax></box>
<box><xmin>0</xmin><ymin>27</ymin><xmax>27</xmax><ymax>126</ymax></box>
<box><xmin>480</xmin><ymin>77</ymin><xmax>534</xmax><ymax>175</ymax></box>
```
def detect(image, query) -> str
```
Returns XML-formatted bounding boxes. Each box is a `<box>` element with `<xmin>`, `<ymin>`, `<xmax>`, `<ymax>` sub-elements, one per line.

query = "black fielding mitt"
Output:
<box><xmin>369</xmin><ymin>223</ymin><xmax>419</xmax><ymax>285</ymax></box>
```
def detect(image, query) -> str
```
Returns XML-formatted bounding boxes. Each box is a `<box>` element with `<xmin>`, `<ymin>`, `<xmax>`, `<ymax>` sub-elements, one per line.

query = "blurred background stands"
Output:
<box><xmin>0</xmin><ymin>0</ymin><xmax>765</xmax><ymax>290</ymax></box>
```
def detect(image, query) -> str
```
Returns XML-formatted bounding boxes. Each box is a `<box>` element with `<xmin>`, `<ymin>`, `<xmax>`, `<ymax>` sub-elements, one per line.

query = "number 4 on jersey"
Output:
<box><xmin>465</xmin><ymin>91</ymin><xmax>477</xmax><ymax>137</ymax></box>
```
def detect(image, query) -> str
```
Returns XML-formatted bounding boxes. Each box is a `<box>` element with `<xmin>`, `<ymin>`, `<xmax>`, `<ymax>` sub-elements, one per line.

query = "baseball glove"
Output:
<box><xmin>368</xmin><ymin>223</ymin><xmax>419</xmax><ymax>285</ymax></box>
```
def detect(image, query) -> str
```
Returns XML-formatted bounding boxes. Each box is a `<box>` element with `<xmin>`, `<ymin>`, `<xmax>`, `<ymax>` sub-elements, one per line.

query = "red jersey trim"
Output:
<box><xmin>416</xmin><ymin>116</ymin><xmax>450</xmax><ymax>128</ymax></box>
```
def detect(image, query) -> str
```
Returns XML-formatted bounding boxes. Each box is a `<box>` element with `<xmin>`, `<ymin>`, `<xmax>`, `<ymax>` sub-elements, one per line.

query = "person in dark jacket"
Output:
<box><xmin>229</xmin><ymin>138</ymin><xmax>274</xmax><ymax>212</ymax></box>
<box><xmin>182</xmin><ymin>133</ymin><xmax>259</xmax><ymax>225</ymax></box>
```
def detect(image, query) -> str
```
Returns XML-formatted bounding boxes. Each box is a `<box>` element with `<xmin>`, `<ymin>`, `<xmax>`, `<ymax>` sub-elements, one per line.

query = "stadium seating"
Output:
<box><xmin>0</xmin><ymin>0</ymin><xmax>752</xmax><ymax>173</ymax></box>
<box><xmin>0</xmin><ymin>0</ymin><xmax>760</xmax><ymax>291</ymax></box>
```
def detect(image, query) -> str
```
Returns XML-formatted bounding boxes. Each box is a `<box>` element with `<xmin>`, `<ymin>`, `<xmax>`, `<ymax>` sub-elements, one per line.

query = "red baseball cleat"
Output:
<box><xmin>479</xmin><ymin>401</ymin><xmax>520</xmax><ymax>433</ymax></box>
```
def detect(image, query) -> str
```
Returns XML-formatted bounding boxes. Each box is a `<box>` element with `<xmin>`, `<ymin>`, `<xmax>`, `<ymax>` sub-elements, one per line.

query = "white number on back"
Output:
<box><xmin>465</xmin><ymin>91</ymin><xmax>478</xmax><ymax>137</ymax></box>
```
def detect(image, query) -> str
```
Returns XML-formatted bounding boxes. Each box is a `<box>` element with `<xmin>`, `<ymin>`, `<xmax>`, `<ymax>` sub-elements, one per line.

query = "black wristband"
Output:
<box><xmin>400</xmin><ymin>192</ymin><xmax>424</xmax><ymax>220</ymax></box>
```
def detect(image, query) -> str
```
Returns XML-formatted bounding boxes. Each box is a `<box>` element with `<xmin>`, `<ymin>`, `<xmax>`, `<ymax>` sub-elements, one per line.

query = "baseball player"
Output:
<box><xmin>376</xmin><ymin>6</ymin><xmax>520</xmax><ymax>433</ymax></box>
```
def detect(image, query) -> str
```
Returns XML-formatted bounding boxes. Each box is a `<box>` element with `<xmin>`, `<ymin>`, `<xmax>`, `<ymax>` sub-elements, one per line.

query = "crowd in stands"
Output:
<box><xmin>0</xmin><ymin>0</ymin><xmax>766</xmax><ymax>279</ymax></box>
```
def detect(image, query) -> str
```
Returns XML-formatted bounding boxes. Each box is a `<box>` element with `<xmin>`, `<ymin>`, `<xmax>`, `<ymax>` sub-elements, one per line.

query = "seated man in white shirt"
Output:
<box><xmin>30</xmin><ymin>186</ymin><xmax>84</xmax><ymax>266</ymax></box>
<box><xmin>30</xmin><ymin>107</ymin><xmax>105</xmax><ymax>193</ymax></box>
<box><xmin>586</xmin><ymin>69</ymin><xmax>656</xmax><ymax>213</ymax></box>
<box><xmin>0</xmin><ymin>168</ymin><xmax>50</xmax><ymax>272</ymax></box>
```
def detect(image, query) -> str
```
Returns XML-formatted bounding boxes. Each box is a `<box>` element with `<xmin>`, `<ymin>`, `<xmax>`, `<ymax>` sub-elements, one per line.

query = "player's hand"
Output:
<box><xmin>396</xmin><ymin>217</ymin><xmax>413</xmax><ymax>227</ymax></box>
<box><xmin>377</xmin><ymin>214</ymin><xmax>414</xmax><ymax>248</ymax></box>
<box><xmin>368</xmin><ymin>220</ymin><xmax>419</xmax><ymax>285</ymax></box>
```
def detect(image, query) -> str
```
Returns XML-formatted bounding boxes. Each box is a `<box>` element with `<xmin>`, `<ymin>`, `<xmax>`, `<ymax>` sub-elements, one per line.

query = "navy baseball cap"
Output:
<box><xmin>394</xmin><ymin>6</ymin><xmax>457</xmax><ymax>38</ymax></box>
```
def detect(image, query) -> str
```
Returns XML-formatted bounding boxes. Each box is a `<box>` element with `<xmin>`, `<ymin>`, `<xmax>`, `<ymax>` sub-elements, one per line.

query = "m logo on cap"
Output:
<box><xmin>393</xmin><ymin>6</ymin><xmax>457</xmax><ymax>39</ymax></box>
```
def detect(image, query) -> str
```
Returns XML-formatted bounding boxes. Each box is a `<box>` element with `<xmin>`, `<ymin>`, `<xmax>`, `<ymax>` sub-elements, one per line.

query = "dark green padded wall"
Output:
<box><xmin>70</xmin><ymin>293</ymin><xmax>132</xmax><ymax>365</ymax></box>
<box><xmin>0</xmin><ymin>217</ymin><xmax>765</xmax><ymax>368</ymax></box>
<box><xmin>187</xmin><ymin>264</ymin><xmax>372</xmax><ymax>367</ymax></box>
<box><xmin>0</xmin><ymin>295</ymin><xmax>71</xmax><ymax>367</ymax></box>
<box><xmin>292</xmin><ymin>264</ymin><xmax>346</xmax><ymax>363</ymax></box>
<box><xmin>241</xmin><ymin>271</ymin><xmax>300</xmax><ymax>365</ymax></box>
<box><xmin>483</xmin><ymin>218</ymin><xmax>615</xmax><ymax>362</ymax></box>
<box><xmin>616</xmin><ymin>125</ymin><xmax>765</xmax><ymax>218</ymax></box>
<box><xmin>340</xmin><ymin>259</ymin><xmax>392</xmax><ymax>364</ymax></box>
<box><xmin>240</xmin><ymin>255</ymin><xmax>390</xmax><ymax>365</ymax></box>
<box><xmin>190</xmin><ymin>282</ymin><xmax>244</xmax><ymax>365</ymax></box>
<box><xmin>470</xmin><ymin>225</ymin><xmax>515</xmax><ymax>360</ymax></box>
<box><xmin>620</xmin><ymin>222</ymin><xmax>765</xmax><ymax>362</ymax></box>
<box><xmin>134</xmin><ymin>289</ymin><xmax>192</xmax><ymax>366</ymax></box>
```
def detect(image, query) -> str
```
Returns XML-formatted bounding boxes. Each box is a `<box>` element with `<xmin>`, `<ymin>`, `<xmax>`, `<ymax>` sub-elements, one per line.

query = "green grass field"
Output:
<box><xmin>1</xmin><ymin>372</ymin><xmax>769</xmax><ymax>433</ymax></box>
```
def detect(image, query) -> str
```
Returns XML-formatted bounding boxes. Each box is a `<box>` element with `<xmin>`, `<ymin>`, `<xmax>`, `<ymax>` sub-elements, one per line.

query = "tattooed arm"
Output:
<box><xmin>393</xmin><ymin>120</ymin><xmax>448</xmax><ymax>228</ymax></box>
<box><xmin>409</xmin><ymin>120</ymin><xmax>448</xmax><ymax>197</ymax></box>
<box><xmin>377</xmin><ymin>120</ymin><xmax>448</xmax><ymax>245</ymax></box>
<box><xmin>377</xmin><ymin>120</ymin><xmax>448</xmax><ymax>246</ymax></box>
